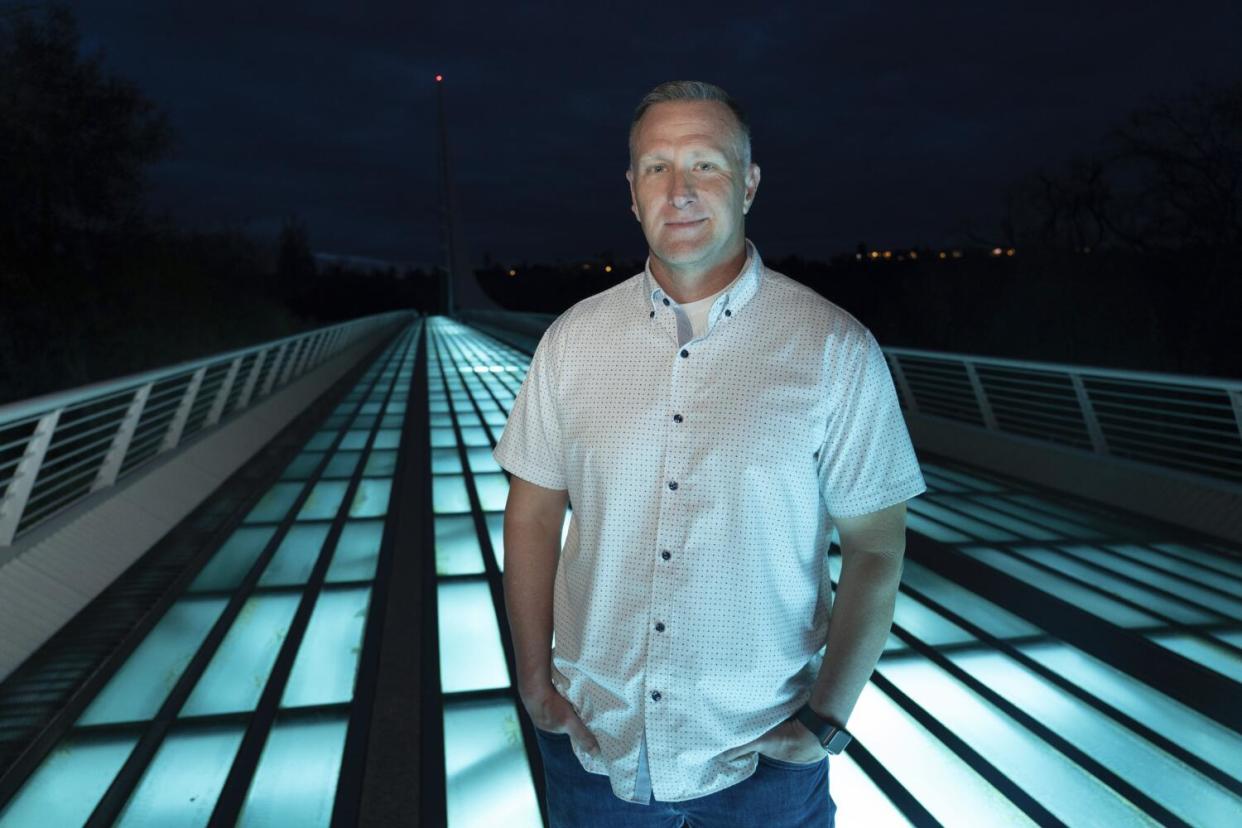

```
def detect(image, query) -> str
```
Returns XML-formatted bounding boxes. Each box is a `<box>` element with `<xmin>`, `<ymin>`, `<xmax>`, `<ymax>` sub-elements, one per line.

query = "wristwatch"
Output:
<box><xmin>791</xmin><ymin>704</ymin><xmax>852</xmax><ymax>754</ymax></box>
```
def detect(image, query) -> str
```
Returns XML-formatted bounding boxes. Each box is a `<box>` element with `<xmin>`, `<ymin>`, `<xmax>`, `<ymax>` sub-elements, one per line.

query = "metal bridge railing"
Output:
<box><xmin>885</xmin><ymin>346</ymin><xmax>1242</xmax><ymax>489</ymax></box>
<box><xmin>0</xmin><ymin>312</ymin><xmax>410</xmax><ymax>546</ymax></box>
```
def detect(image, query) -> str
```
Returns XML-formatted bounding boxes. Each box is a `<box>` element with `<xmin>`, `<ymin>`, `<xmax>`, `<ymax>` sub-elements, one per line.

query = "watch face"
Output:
<box><xmin>824</xmin><ymin>728</ymin><xmax>852</xmax><ymax>754</ymax></box>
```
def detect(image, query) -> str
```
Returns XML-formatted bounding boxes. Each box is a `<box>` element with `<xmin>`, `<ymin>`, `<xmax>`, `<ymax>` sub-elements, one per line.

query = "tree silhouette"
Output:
<box><xmin>0</xmin><ymin>2</ymin><xmax>171</xmax><ymax>272</ymax></box>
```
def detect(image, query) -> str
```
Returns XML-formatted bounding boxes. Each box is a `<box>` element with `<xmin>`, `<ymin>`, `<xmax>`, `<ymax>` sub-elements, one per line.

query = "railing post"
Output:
<box><xmin>302</xmin><ymin>332</ymin><xmax>326</xmax><ymax>372</ymax></box>
<box><xmin>964</xmin><ymin>361</ymin><xmax>997</xmax><ymax>430</ymax></box>
<box><xmin>92</xmin><ymin>383</ymin><xmax>152</xmax><ymax>492</ymax></box>
<box><xmin>296</xmin><ymin>333</ymin><xmax>320</xmax><ymax>376</ymax></box>
<box><xmin>205</xmin><ymin>357</ymin><xmax>242</xmax><ymax>427</ymax></box>
<box><xmin>1070</xmin><ymin>373</ymin><xmax>1109</xmax><ymax>454</ymax></box>
<box><xmin>0</xmin><ymin>410</ymin><xmax>61</xmax><ymax>545</ymax></box>
<box><xmin>160</xmin><ymin>367</ymin><xmax>205</xmax><ymax>453</ymax></box>
<box><xmin>1228</xmin><ymin>390</ymin><xmax>1242</xmax><ymax>449</ymax></box>
<box><xmin>886</xmin><ymin>352</ymin><xmax>919</xmax><ymax>415</ymax></box>
<box><xmin>278</xmin><ymin>339</ymin><xmax>302</xmax><ymax>387</ymax></box>
<box><xmin>260</xmin><ymin>343</ymin><xmax>289</xmax><ymax>398</ymax></box>
<box><xmin>235</xmin><ymin>349</ymin><xmax>268</xmax><ymax>411</ymax></box>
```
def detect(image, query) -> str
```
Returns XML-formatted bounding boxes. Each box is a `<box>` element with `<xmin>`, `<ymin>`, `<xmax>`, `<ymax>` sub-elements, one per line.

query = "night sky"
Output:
<box><xmin>67</xmin><ymin>1</ymin><xmax>1242</xmax><ymax>268</ymax></box>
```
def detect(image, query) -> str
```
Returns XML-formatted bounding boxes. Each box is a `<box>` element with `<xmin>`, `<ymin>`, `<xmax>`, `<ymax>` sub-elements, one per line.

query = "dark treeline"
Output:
<box><xmin>0</xmin><ymin>4</ymin><xmax>430</xmax><ymax>404</ymax></box>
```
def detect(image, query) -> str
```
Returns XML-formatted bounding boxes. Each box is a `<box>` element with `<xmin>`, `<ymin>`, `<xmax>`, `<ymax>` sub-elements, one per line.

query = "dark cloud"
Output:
<box><xmin>68</xmin><ymin>0</ymin><xmax>1242</xmax><ymax>264</ymax></box>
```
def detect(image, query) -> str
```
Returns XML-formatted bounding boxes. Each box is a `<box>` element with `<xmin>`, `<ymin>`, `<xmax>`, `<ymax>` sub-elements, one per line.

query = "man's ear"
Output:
<box><xmin>743</xmin><ymin>162</ymin><xmax>761</xmax><ymax>214</ymax></box>
<box><xmin>625</xmin><ymin>167</ymin><xmax>640</xmax><ymax>222</ymax></box>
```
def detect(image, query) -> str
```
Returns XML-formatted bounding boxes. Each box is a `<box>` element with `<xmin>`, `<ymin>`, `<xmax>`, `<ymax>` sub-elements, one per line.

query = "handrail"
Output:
<box><xmin>0</xmin><ymin>311</ymin><xmax>412</xmax><ymax>545</ymax></box>
<box><xmin>885</xmin><ymin>347</ymin><xmax>1242</xmax><ymax>488</ymax></box>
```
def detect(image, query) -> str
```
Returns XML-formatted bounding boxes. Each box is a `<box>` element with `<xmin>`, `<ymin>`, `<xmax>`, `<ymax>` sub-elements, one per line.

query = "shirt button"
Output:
<box><xmin>679</xmin><ymin>349</ymin><xmax>689</xmax><ymax>358</ymax></box>
<box><xmin>649</xmin><ymin>310</ymin><xmax>655</xmax><ymax>318</ymax></box>
<box><xmin>661</xmin><ymin>550</ymin><xmax>671</xmax><ymax>560</ymax></box>
<box><xmin>662</xmin><ymin>297</ymin><xmax>670</xmax><ymax>306</ymax></box>
<box><xmin>724</xmin><ymin>309</ymin><xmax>732</xmax><ymax>317</ymax></box>
<box><xmin>651</xmin><ymin>690</ymin><xmax>662</xmax><ymax>701</ymax></box>
<box><xmin>655</xmin><ymin>622</ymin><xmax>665</xmax><ymax>632</ymax></box>
<box><xmin>673</xmin><ymin>413</ymin><xmax>683</xmax><ymax>423</ymax></box>
<box><xmin>667</xmin><ymin>481</ymin><xmax>678</xmax><ymax>491</ymax></box>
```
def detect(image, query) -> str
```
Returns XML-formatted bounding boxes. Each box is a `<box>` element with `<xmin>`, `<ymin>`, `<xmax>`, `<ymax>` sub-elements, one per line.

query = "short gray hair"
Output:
<box><xmin>628</xmin><ymin>80</ymin><xmax>751</xmax><ymax>169</ymax></box>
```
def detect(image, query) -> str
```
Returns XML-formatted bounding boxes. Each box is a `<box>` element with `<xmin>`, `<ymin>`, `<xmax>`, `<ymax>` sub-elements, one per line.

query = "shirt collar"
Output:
<box><xmin>641</xmin><ymin>239</ymin><xmax>764</xmax><ymax>319</ymax></box>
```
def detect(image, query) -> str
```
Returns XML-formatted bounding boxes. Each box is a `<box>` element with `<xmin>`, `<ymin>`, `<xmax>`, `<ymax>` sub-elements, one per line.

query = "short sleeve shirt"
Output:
<box><xmin>493</xmin><ymin>242</ymin><xmax>926</xmax><ymax>803</ymax></box>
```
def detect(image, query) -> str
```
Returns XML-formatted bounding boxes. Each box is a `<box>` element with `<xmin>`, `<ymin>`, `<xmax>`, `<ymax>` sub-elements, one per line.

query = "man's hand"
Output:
<box><xmin>522</xmin><ymin>681</ymin><xmax>601</xmax><ymax>757</ymax></box>
<box><xmin>721</xmin><ymin>717</ymin><xmax>827</xmax><ymax>765</ymax></box>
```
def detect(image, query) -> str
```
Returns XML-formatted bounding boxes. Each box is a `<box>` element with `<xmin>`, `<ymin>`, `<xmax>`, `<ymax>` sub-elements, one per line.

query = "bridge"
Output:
<box><xmin>0</xmin><ymin>312</ymin><xmax>1239</xmax><ymax>826</ymax></box>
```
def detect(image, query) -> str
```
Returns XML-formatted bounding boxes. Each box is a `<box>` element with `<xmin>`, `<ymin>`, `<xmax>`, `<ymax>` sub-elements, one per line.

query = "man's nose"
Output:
<box><xmin>668</xmin><ymin>168</ymin><xmax>696</xmax><ymax>208</ymax></box>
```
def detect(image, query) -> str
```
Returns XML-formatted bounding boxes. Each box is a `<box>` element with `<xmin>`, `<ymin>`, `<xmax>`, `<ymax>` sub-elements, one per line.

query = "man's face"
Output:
<box><xmin>626</xmin><ymin>101</ymin><xmax>760</xmax><ymax>273</ymax></box>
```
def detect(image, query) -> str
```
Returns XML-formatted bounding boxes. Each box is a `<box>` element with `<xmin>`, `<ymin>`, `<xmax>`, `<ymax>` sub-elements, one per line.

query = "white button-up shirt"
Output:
<box><xmin>494</xmin><ymin>242</ymin><xmax>926</xmax><ymax>803</ymax></box>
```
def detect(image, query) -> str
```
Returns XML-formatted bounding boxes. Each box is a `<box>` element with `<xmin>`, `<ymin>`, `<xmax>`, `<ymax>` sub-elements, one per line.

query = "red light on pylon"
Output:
<box><xmin>435</xmin><ymin>74</ymin><xmax>443</xmax><ymax>82</ymax></box>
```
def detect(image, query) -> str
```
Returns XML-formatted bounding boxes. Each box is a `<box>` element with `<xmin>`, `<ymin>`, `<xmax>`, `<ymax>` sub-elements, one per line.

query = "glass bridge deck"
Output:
<box><xmin>1</xmin><ymin>317</ymin><xmax>1239</xmax><ymax>827</ymax></box>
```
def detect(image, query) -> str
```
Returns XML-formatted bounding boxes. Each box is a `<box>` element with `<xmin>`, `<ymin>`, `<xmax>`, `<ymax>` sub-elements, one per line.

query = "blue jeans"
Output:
<box><xmin>534</xmin><ymin>728</ymin><xmax>836</xmax><ymax>827</ymax></box>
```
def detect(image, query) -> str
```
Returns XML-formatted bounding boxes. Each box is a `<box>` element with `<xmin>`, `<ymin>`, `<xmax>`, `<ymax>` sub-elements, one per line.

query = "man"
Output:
<box><xmin>493</xmin><ymin>80</ymin><xmax>926</xmax><ymax>826</ymax></box>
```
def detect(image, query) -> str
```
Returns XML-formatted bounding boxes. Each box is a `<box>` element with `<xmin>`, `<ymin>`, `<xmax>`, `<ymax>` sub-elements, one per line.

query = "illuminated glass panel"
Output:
<box><xmin>297</xmin><ymin>480</ymin><xmax>349</xmax><ymax>521</ymax></box>
<box><xmin>437</xmin><ymin>581</ymin><xmax>509</xmax><ymax>692</ymax></box>
<box><xmin>900</xmin><ymin>562</ymin><xmax>1041</xmax><ymax>640</ymax></box>
<box><xmin>114</xmin><ymin>725</ymin><xmax>244</xmax><ymax>827</ymax></box>
<box><xmin>373</xmin><ymin>429</ymin><xmax>401</xmax><ymax>449</ymax></box>
<box><xmin>443</xmin><ymin>699</ymin><xmax>541</xmax><ymax>828</ymax></box>
<box><xmin>1153</xmin><ymin>542</ymin><xmax>1242</xmax><ymax>579</ymax></box>
<box><xmin>432</xmin><ymin>448</ymin><xmax>462</xmax><ymax>473</ymax></box>
<box><xmin>305</xmin><ymin>431</ymin><xmax>337</xmax><ymax>451</ymax></box>
<box><xmin>1117</xmin><ymin>543</ymin><xmax>1242</xmax><ymax>597</ymax></box>
<box><xmin>919</xmin><ymin>464</ymin><xmax>1003</xmax><ymax>491</ymax></box>
<box><xmin>326</xmin><ymin>520</ymin><xmax>384</xmax><ymax>582</ymax></box>
<box><xmin>340</xmin><ymin>429</ymin><xmax>369</xmax><ymax>450</ymax></box>
<box><xmin>281</xmin><ymin>587</ymin><xmax>371</xmax><ymax>707</ymax></box>
<box><xmin>977</xmin><ymin>495</ymin><xmax>1104</xmax><ymax>538</ymax></box>
<box><xmin>473</xmin><ymin>473</ymin><xmax>509</xmax><ymax>512</ymax></box>
<box><xmin>434</xmin><ymin>475</ymin><xmax>471</xmax><ymax>514</ymax></box>
<box><xmin>1061</xmin><ymin>545</ymin><xmax>1242</xmax><ymax>616</ymax></box>
<box><xmin>432</xmin><ymin>428</ymin><xmax>457</xmax><ymax>448</ymax></box>
<box><xmin>0</xmin><ymin>732</ymin><xmax>137</xmax><ymax>827</ymax></box>
<box><xmin>237</xmin><ymin>713</ymin><xmax>349</xmax><ymax>828</ymax></box>
<box><xmin>190</xmin><ymin>526</ymin><xmax>277</xmax><ymax>592</ymax></box>
<box><xmin>436</xmin><ymin>516</ymin><xmax>485</xmax><ymax>575</ymax></box>
<box><xmin>281</xmin><ymin>451</ymin><xmax>325</xmax><ymax>480</ymax></box>
<box><xmin>78</xmin><ymin>597</ymin><xmax>228</xmax><ymax>725</ymax></box>
<box><xmin>485</xmin><ymin>513</ymin><xmax>505</xmax><ymax>571</ymax></box>
<box><xmin>259</xmin><ymin>524</ymin><xmax>330</xmax><ymax>586</ymax></box>
<box><xmin>323</xmin><ymin>450</ymin><xmax>361</xmax><ymax>479</ymax></box>
<box><xmin>365</xmin><ymin>449</ymin><xmax>398</xmax><ymax>477</ymax></box>
<box><xmin>350</xmin><ymin>478</ymin><xmax>391</xmax><ymax>517</ymax></box>
<box><xmin>244</xmin><ymin>482</ymin><xmax>304</xmax><ymax>524</ymax></box>
<box><xmin>460</xmin><ymin>427</ymin><xmax>490</xmax><ymax>447</ymax></box>
<box><xmin>467</xmin><ymin>446</ymin><xmax>501</xmax><ymax>473</ymax></box>
<box><xmin>182</xmin><ymin>593</ymin><xmax>301</xmax><ymax>716</ymax></box>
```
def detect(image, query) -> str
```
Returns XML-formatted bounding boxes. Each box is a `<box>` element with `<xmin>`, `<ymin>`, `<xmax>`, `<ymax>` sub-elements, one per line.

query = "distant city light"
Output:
<box><xmin>870</xmin><ymin>251</ymin><xmax>879</xmax><ymax>259</ymax></box>
<box><xmin>508</xmin><ymin>269</ymin><xmax>516</xmax><ymax>276</ymax></box>
<box><xmin>882</xmin><ymin>251</ymin><xmax>892</xmax><ymax>259</ymax></box>
<box><xmin>604</xmin><ymin>265</ymin><xmax>612</xmax><ymax>273</ymax></box>
<box><xmin>951</xmin><ymin>250</ymin><xmax>963</xmax><ymax>258</ymax></box>
<box><xmin>992</xmin><ymin>247</ymin><xmax>1003</xmax><ymax>256</ymax></box>
<box><xmin>855</xmin><ymin>253</ymin><xmax>863</xmax><ymax>261</ymax></box>
<box><xmin>938</xmin><ymin>251</ymin><xmax>947</xmax><ymax>259</ymax></box>
<box><xmin>582</xmin><ymin>263</ymin><xmax>591</xmax><ymax>270</ymax></box>
<box><xmin>1006</xmin><ymin>248</ymin><xmax>1016</xmax><ymax>256</ymax></box>
<box><xmin>435</xmin><ymin>74</ymin><xmax>443</xmax><ymax>82</ymax></box>
<box><xmin>909</xmin><ymin>251</ymin><xmax>918</xmax><ymax>260</ymax></box>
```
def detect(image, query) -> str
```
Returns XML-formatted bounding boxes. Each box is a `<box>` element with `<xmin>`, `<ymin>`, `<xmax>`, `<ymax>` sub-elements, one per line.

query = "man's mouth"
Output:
<box><xmin>665</xmin><ymin>218</ymin><xmax>707</xmax><ymax>228</ymax></box>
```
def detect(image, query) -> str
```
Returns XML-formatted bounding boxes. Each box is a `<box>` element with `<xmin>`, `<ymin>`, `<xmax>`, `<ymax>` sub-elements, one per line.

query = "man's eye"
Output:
<box><xmin>697</xmin><ymin>162</ymin><xmax>715</xmax><ymax>171</ymax></box>
<box><xmin>648</xmin><ymin>165</ymin><xmax>666</xmax><ymax>173</ymax></box>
